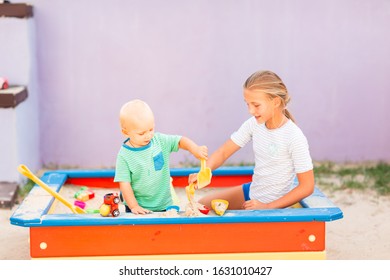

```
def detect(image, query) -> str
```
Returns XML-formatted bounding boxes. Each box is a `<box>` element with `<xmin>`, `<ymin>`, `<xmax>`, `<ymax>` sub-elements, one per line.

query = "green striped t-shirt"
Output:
<box><xmin>114</xmin><ymin>132</ymin><xmax>181</xmax><ymax>211</ymax></box>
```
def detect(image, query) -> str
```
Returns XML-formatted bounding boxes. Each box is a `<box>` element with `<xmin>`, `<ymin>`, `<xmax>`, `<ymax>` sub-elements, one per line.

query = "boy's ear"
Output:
<box><xmin>121</xmin><ymin>128</ymin><xmax>128</xmax><ymax>136</ymax></box>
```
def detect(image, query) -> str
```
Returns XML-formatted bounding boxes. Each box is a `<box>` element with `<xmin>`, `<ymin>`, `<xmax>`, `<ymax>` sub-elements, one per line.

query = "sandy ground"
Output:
<box><xmin>1</xmin><ymin>186</ymin><xmax>390</xmax><ymax>260</ymax></box>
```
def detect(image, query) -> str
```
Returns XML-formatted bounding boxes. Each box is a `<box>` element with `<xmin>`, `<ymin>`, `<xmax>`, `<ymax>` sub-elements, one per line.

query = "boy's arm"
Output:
<box><xmin>178</xmin><ymin>136</ymin><xmax>208</xmax><ymax>160</ymax></box>
<box><xmin>119</xmin><ymin>182</ymin><xmax>151</xmax><ymax>214</ymax></box>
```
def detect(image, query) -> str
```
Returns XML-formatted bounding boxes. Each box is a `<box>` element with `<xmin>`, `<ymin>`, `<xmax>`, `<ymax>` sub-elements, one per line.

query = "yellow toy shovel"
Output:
<box><xmin>17</xmin><ymin>164</ymin><xmax>86</xmax><ymax>214</ymax></box>
<box><xmin>197</xmin><ymin>159</ymin><xmax>212</xmax><ymax>189</ymax></box>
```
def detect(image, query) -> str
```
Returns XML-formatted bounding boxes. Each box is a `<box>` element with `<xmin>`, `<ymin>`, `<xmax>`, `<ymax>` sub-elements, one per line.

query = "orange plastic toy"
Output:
<box><xmin>99</xmin><ymin>193</ymin><xmax>120</xmax><ymax>217</ymax></box>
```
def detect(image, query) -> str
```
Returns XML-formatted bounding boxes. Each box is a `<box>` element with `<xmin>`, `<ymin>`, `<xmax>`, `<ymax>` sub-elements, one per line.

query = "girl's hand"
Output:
<box><xmin>130</xmin><ymin>205</ymin><xmax>152</xmax><ymax>215</ymax></box>
<box><xmin>188</xmin><ymin>173</ymin><xmax>198</xmax><ymax>185</ymax></box>
<box><xmin>242</xmin><ymin>199</ymin><xmax>269</xmax><ymax>210</ymax></box>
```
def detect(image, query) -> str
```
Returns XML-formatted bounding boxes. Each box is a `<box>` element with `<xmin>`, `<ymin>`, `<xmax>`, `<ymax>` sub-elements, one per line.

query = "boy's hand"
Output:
<box><xmin>130</xmin><ymin>205</ymin><xmax>152</xmax><ymax>215</ymax></box>
<box><xmin>194</xmin><ymin>145</ymin><xmax>208</xmax><ymax>160</ymax></box>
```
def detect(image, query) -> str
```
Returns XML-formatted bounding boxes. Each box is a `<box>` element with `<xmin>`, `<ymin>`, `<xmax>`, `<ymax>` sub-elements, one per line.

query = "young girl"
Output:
<box><xmin>193</xmin><ymin>70</ymin><xmax>314</xmax><ymax>210</ymax></box>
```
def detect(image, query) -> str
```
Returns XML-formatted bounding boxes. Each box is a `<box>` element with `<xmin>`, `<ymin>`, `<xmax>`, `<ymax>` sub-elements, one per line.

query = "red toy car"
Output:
<box><xmin>100</xmin><ymin>193</ymin><xmax>120</xmax><ymax>217</ymax></box>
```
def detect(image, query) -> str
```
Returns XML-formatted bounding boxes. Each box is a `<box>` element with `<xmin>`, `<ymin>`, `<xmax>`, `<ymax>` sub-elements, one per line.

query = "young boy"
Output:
<box><xmin>114</xmin><ymin>99</ymin><xmax>208</xmax><ymax>214</ymax></box>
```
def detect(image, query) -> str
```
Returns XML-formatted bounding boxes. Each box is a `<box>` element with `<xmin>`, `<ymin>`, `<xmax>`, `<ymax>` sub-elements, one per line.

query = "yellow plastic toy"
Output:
<box><xmin>184</xmin><ymin>159</ymin><xmax>212</xmax><ymax>204</ymax></box>
<box><xmin>185</xmin><ymin>182</ymin><xmax>195</xmax><ymax>202</ymax></box>
<box><xmin>197</xmin><ymin>159</ymin><xmax>212</xmax><ymax>189</ymax></box>
<box><xmin>99</xmin><ymin>204</ymin><xmax>111</xmax><ymax>217</ymax></box>
<box><xmin>17</xmin><ymin>164</ymin><xmax>86</xmax><ymax>214</ymax></box>
<box><xmin>211</xmin><ymin>199</ymin><xmax>229</xmax><ymax>216</ymax></box>
<box><xmin>170</xmin><ymin>177</ymin><xmax>180</xmax><ymax>206</ymax></box>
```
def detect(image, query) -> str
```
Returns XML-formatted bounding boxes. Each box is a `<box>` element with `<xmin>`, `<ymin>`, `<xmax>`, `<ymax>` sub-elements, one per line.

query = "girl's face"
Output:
<box><xmin>244</xmin><ymin>89</ymin><xmax>276</xmax><ymax>124</ymax></box>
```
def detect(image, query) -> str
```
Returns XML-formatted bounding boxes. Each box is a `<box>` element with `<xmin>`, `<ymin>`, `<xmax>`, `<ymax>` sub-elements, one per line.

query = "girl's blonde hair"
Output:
<box><xmin>243</xmin><ymin>70</ymin><xmax>295</xmax><ymax>123</ymax></box>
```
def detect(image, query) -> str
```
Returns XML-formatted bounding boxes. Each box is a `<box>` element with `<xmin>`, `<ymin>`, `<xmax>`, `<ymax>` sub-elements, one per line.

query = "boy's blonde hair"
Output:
<box><xmin>119</xmin><ymin>99</ymin><xmax>154</xmax><ymax>130</ymax></box>
<box><xmin>243</xmin><ymin>70</ymin><xmax>295</xmax><ymax>123</ymax></box>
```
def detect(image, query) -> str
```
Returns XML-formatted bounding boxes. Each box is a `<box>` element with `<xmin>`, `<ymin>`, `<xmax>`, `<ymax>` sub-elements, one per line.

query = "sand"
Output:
<box><xmin>1</xmin><ymin>186</ymin><xmax>389</xmax><ymax>260</ymax></box>
<box><xmin>323</xmin><ymin>188</ymin><xmax>390</xmax><ymax>259</ymax></box>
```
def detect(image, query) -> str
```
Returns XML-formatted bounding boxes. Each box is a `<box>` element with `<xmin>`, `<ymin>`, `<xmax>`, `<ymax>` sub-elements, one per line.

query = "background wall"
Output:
<box><xmin>4</xmin><ymin>0</ymin><xmax>390</xmax><ymax>171</ymax></box>
<box><xmin>0</xmin><ymin>15</ymin><xmax>40</xmax><ymax>181</ymax></box>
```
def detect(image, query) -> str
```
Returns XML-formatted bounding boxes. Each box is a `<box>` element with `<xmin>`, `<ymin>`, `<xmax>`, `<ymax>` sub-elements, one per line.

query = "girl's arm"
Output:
<box><xmin>243</xmin><ymin>169</ymin><xmax>315</xmax><ymax>209</ymax></box>
<box><xmin>207</xmin><ymin>139</ymin><xmax>241</xmax><ymax>171</ymax></box>
<box><xmin>119</xmin><ymin>182</ymin><xmax>151</xmax><ymax>214</ymax></box>
<box><xmin>188</xmin><ymin>139</ymin><xmax>241</xmax><ymax>184</ymax></box>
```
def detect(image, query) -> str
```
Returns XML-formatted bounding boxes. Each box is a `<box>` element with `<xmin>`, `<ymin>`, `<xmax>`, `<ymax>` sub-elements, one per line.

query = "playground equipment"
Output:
<box><xmin>10</xmin><ymin>166</ymin><xmax>343</xmax><ymax>259</ymax></box>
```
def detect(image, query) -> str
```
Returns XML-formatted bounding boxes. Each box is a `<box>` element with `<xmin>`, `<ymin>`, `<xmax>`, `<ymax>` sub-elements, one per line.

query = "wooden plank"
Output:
<box><xmin>0</xmin><ymin>86</ymin><xmax>28</xmax><ymax>108</ymax></box>
<box><xmin>33</xmin><ymin>251</ymin><xmax>327</xmax><ymax>260</ymax></box>
<box><xmin>0</xmin><ymin>3</ymin><xmax>33</xmax><ymax>18</ymax></box>
<box><xmin>0</xmin><ymin>181</ymin><xmax>18</xmax><ymax>209</ymax></box>
<box><xmin>10</xmin><ymin>173</ymin><xmax>68</xmax><ymax>226</ymax></box>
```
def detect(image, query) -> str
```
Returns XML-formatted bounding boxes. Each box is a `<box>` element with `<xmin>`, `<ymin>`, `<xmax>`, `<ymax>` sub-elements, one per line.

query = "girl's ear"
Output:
<box><xmin>272</xmin><ymin>97</ymin><xmax>282</xmax><ymax>108</ymax></box>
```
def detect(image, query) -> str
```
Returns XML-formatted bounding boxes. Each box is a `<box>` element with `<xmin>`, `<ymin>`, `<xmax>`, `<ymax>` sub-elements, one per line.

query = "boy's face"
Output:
<box><xmin>123</xmin><ymin>115</ymin><xmax>155</xmax><ymax>148</ymax></box>
<box><xmin>120</xmin><ymin>100</ymin><xmax>156</xmax><ymax>148</ymax></box>
<box><xmin>123</xmin><ymin>116</ymin><xmax>154</xmax><ymax>148</ymax></box>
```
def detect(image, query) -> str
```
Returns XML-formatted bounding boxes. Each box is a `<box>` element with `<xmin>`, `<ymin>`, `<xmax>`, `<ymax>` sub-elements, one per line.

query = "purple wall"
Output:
<box><xmin>26</xmin><ymin>0</ymin><xmax>390</xmax><ymax>168</ymax></box>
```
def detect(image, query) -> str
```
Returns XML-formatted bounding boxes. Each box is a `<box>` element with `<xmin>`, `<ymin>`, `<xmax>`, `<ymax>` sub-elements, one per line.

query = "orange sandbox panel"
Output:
<box><xmin>30</xmin><ymin>221</ymin><xmax>325</xmax><ymax>258</ymax></box>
